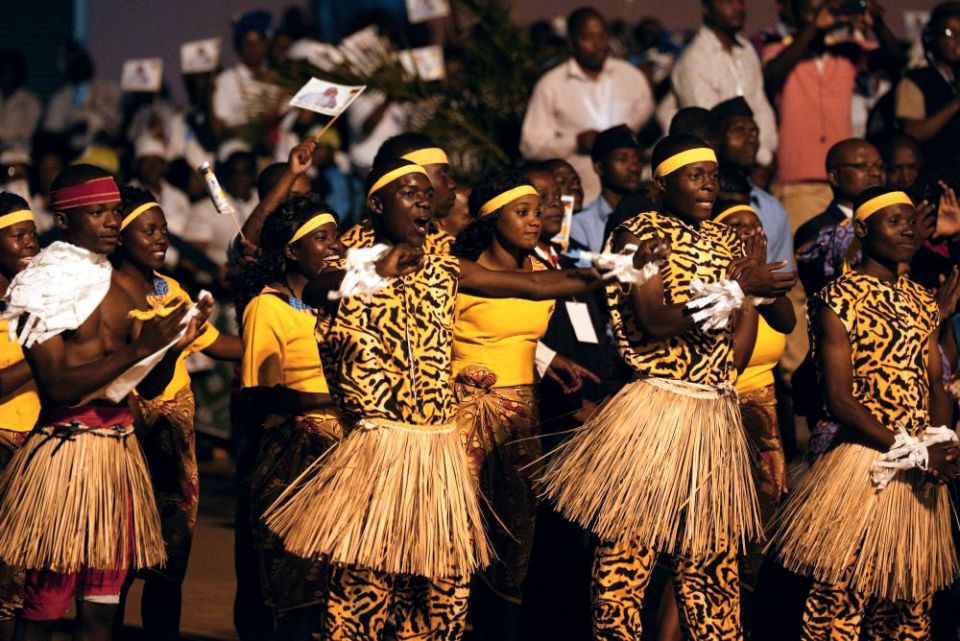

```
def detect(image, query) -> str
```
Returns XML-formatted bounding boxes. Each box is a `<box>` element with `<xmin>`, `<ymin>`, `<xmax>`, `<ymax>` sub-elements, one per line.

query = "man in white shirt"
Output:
<box><xmin>521</xmin><ymin>7</ymin><xmax>654</xmax><ymax>203</ymax></box>
<box><xmin>43</xmin><ymin>43</ymin><xmax>120</xmax><ymax>151</ymax></box>
<box><xmin>213</xmin><ymin>10</ymin><xmax>280</xmax><ymax>130</ymax></box>
<box><xmin>669</xmin><ymin>0</ymin><xmax>778</xmax><ymax>167</ymax></box>
<box><xmin>0</xmin><ymin>51</ymin><xmax>41</xmax><ymax>148</ymax></box>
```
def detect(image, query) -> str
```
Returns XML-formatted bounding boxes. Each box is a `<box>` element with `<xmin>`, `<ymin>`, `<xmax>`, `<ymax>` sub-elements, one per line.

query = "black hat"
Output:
<box><xmin>711</xmin><ymin>96</ymin><xmax>754</xmax><ymax>125</ymax></box>
<box><xmin>591</xmin><ymin>124</ymin><xmax>639</xmax><ymax>162</ymax></box>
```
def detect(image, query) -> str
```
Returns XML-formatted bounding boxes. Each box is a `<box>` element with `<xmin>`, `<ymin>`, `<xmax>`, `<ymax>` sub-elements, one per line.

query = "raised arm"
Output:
<box><xmin>815</xmin><ymin>305</ymin><xmax>895</xmax><ymax>449</ymax></box>
<box><xmin>458</xmin><ymin>260</ymin><xmax>613</xmax><ymax>300</ymax></box>
<box><xmin>763</xmin><ymin>4</ymin><xmax>833</xmax><ymax>96</ymax></box>
<box><xmin>240</xmin><ymin>139</ymin><xmax>316</xmax><ymax>246</ymax></box>
<box><xmin>24</xmin><ymin>306</ymin><xmax>189</xmax><ymax>406</ymax></box>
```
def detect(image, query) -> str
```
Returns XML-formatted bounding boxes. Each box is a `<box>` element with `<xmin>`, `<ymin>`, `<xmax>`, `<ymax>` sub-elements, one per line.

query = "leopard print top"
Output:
<box><xmin>812</xmin><ymin>271</ymin><xmax>939</xmax><ymax>437</ymax></box>
<box><xmin>606</xmin><ymin>211</ymin><xmax>743</xmax><ymax>386</ymax></box>
<box><xmin>320</xmin><ymin>254</ymin><xmax>461</xmax><ymax>427</ymax></box>
<box><xmin>340</xmin><ymin>220</ymin><xmax>453</xmax><ymax>255</ymax></box>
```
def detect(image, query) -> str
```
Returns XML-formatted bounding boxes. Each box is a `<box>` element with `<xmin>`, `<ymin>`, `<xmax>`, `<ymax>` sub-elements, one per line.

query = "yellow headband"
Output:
<box><xmin>0</xmin><ymin>210</ymin><xmax>34</xmax><ymax>230</ymax></box>
<box><xmin>367</xmin><ymin>165</ymin><xmax>429</xmax><ymax>198</ymax></box>
<box><xmin>854</xmin><ymin>191</ymin><xmax>913</xmax><ymax>221</ymax></box>
<box><xmin>654</xmin><ymin>147</ymin><xmax>717</xmax><ymax>178</ymax></box>
<box><xmin>289</xmin><ymin>213</ymin><xmax>337</xmax><ymax>244</ymax></box>
<box><xmin>120</xmin><ymin>202</ymin><xmax>160</xmax><ymax>231</ymax></box>
<box><xmin>401</xmin><ymin>147</ymin><xmax>449</xmax><ymax>166</ymax></box>
<box><xmin>714</xmin><ymin>204</ymin><xmax>756</xmax><ymax>224</ymax></box>
<box><xmin>478</xmin><ymin>185</ymin><xmax>540</xmax><ymax>218</ymax></box>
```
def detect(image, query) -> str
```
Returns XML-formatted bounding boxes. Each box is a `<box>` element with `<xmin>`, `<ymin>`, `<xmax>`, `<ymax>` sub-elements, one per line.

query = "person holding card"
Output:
<box><xmin>263</xmin><ymin>158</ymin><xmax>660</xmax><ymax>641</ymax></box>
<box><xmin>0</xmin><ymin>165</ymin><xmax>202</xmax><ymax>641</ymax></box>
<box><xmin>113</xmin><ymin>186</ymin><xmax>241</xmax><ymax>641</ymax></box>
<box><xmin>540</xmin><ymin>134</ymin><xmax>797</xmax><ymax>640</ymax></box>
<box><xmin>213</xmin><ymin>11</ymin><xmax>280</xmax><ymax>130</ymax></box>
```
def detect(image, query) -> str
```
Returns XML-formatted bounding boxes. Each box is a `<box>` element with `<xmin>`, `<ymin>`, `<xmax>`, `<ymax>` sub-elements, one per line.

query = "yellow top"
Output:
<box><xmin>241</xmin><ymin>287</ymin><xmax>336</xmax><ymax>420</ymax></box>
<box><xmin>452</xmin><ymin>261</ymin><xmax>555</xmax><ymax>387</ymax></box>
<box><xmin>735</xmin><ymin>315</ymin><xmax>786</xmax><ymax>395</ymax></box>
<box><xmin>0</xmin><ymin>319</ymin><xmax>39</xmax><ymax>432</ymax></box>
<box><xmin>138</xmin><ymin>274</ymin><xmax>220</xmax><ymax>402</ymax></box>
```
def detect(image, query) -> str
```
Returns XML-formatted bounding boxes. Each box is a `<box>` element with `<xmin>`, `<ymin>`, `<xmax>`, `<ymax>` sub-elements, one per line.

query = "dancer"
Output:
<box><xmin>266</xmin><ymin>158</ymin><xmax>659</xmax><ymax>641</ymax></box>
<box><xmin>0</xmin><ymin>165</ymin><xmax>199</xmax><ymax>641</ymax></box>
<box><xmin>114</xmin><ymin>186</ymin><xmax>241</xmax><ymax>641</ymax></box>
<box><xmin>768</xmin><ymin>186</ymin><xmax>959</xmax><ymax>640</ymax></box>
<box><xmin>239</xmin><ymin>195</ymin><xmax>344</xmax><ymax>641</ymax></box>
<box><xmin>0</xmin><ymin>194</ymin><xmax>39</xmax><ymax>639</ymax></box>
<box><xmin>540</xmin><ymin>135</ymin><xmax>796</xmax><ymax>640</ymax></box>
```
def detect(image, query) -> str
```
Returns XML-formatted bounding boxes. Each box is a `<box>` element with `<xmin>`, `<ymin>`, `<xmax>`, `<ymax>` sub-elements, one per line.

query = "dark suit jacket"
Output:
<box><xmin>794</xmin><ymin>201</ymin><xmax>847</xmax><ymax>250</ymax></box>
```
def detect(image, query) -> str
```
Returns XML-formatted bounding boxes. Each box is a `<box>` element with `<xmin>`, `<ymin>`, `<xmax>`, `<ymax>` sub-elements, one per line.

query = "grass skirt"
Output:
<box><xmin>768</xmin><ymin>441</ymin><xmax>957</xmax><ymax>601</ymax></box>
<box><xmin>264</xmin><ymin>417</ymin><xmax>491</xmax><ymax>580</ymax></box>
<box><xmin>539</xmin><ymin>377</ymin><xmax>761</xmax><ymax>557</ymax></box>
<box><xmin>0</xmin><ymin>410</ymin><xmax>165</xmax><ymax>573</ymax></box>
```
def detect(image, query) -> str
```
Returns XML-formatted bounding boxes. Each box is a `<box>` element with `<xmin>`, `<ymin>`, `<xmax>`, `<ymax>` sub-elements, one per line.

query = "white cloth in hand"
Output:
<box><xmin>579</xmin><ymin>243</ymin><xmax>660</xmax><ymax>286</ymax></box>
<box><xmin>685</xmin><ymin>279</ymin><xmax>746</xmax><ymax>331</ymax></box>
<box><xmin>328</xmin><ymin>244</ymin><xmax>393</xmax><ymax>300</ymax></box>
<box><xmin>870</xmin><ymin>424</ymin><xmax>959</xmax><ymax>490</ymax></box>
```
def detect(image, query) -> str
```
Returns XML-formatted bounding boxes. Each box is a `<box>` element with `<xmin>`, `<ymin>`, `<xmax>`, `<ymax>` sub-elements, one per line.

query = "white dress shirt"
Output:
<box><xmin>669</xmin><ymin>26</ymin><xmax>779</xmax><ymax>166</ymax></box>
<box><xmin>521</xmin><ymin>58</ymin><xmax>654</xmax><ymax>203</ymax></box>
<box><xmin>0</xmin><ymin>88</ymin><xmax>41</xmax><ymax>147</ymax></box>
<box><xmin>347</xmin><ymin>90</ymin><xmax>412</xmax><ymax>173</ymax></box>
<box><xmin>44</xmin><ymin>78</ymin><xmax>121</xmax><ymax>148</ymax></box>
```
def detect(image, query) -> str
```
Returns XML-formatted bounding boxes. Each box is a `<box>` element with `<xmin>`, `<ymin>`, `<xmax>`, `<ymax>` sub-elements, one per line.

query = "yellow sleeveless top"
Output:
<box><xmin>736</xmin><ymin>316</ymin><xmax>786</xmax><ymax>395</ymax></box>
<box><xmin>241</xmin><ymin>287</ymin><xmax>336</xmax><ymax>420</ymax></box>
<box><xmin>0</xmin><ymin>319</ymin><xmax>39</xmax><ymax>432</ymax></box>
<box><xmin>452</xmin><ymin>260</ymin><xmax>555</xmax><ymax>387</ymax></box>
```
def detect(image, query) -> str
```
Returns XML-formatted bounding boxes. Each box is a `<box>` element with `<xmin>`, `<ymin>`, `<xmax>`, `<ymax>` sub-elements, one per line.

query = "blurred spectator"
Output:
<box><xmin>544</xmin><ymin>158</ymin><xmax>585</xmax><ymax>213</ymax></box>
<box><xmin>711</xmin><ymin>97</ymin><xmax>792</xmax><ymax>267</ymax></box>
<box><xmin>870</xmin><ymin>130</ymin><xmax>924</xmax><ymax>190</ymax></box>
<box><xmin>630</xmin><ymin>17</ymin><xmax>682</xmax><ymax>95</ymax></box>
<box><xmin>895</xmin><ymin>1</ymin><xmax>960</xmax><ymax>169</ymax></box>
<box><xmin>571</xmin><ymin>125</ymin><xmax>641</xmax><ymax>252</ymax></box>
<box><xmin>762</xmin><ymin>0</ymin><xmax>902</xmax><ymax>232</ymax></box>
<box><xmin>0</xmin><ymin>147</ymin><xmax>50</xmax><ymax>232</ymax></box>
<box><xmin>308</xmin><ymin>126</ymin><xmax>364</xmax><ymax>228</ymax></box>
<box><xmin>130</xmin><ymin>134</ymin><xmax>193</xmax><ymax>245</ymax></box>
<box><xmin>168</xmin><ymin>71</ymin><xmax>221</xmax><ymax>170</ymax></box>
<box><xmin>521</xmin><ymin>7</ymin><xmax>654</xmax><ymax>203</ymax></box>
<box><xmin>0</xmin><ymin>50</ymin><xmax>41</xmax><ymax>148</ymax></box>
<box><xmin>668</xmin><ymin>106</ymin><xmax>721</xmax><ymax>149</ymax></box>
<box><xmin>347</xmin><ymin>90</ymin><xmax>412</xmax><ymax>176</ymax></box>
<box><xmin>43</xmin><ymin>42</ymin><xmax>121</xmax><ymax>153</ymax></box>
<box><xmin>190</xmin><ymin>148</ymin><xmax>259</xmax><ymax>264</ymax></box>
<box><xmin>669</xmin><ymin>0</ymin><xmax>778</xmax><ymax>167</ymax></box>
<box><xmin>213</xmin><ymin>10</ymin><xmax>280</xmax><ymax>130</ymax></box>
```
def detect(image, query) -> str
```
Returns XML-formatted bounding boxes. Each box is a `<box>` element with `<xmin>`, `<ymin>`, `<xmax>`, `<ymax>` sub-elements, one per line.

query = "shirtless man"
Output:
<box><xmin>0</xmin><ymin>165</ymin><xmax>204</xmax><ymax>641</ymax></box>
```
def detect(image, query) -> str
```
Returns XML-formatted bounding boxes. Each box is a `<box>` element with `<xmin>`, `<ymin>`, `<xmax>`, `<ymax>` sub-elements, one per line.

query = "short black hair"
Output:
<box><xmin>868</xmin><ymin>130</ymin><xmax>922</xmax><ymax>165</ymax></box>
<box><xmin>669</xmin><ymin>107</ymin><xmax>720</xmax><ymax>147</ymax></box>
<box><xmin>825</xmin><ymin>138</ymin><xmax>870</xmax><ymax>171</ymax></box>
<box><xmin>717</xmin><ymin>165</ymin><xmax>751</xmax><ymax>197</ymax></box>
<box><xmin>651</xmin><ymin>134</ymin><xmax>711</xmax><ymax>175</ymax></box>
<box><xmin>567</xmin><ymin>7</ymin><xmax>605</xmax><ymax>38</ymax></box>
<box><xmin>119</xmin><ymin>184</ymin><xmax>156</xmax><ymax>217</ymax></box>
<box><xmin>0</xmin><ymin>192</ymin><xmax>29</xmax><ymax>216</ymax></box>
<box><xmin>372</xmin><ymin>132</ymin><xmax>438</xmax><ymax>168</ymax></box>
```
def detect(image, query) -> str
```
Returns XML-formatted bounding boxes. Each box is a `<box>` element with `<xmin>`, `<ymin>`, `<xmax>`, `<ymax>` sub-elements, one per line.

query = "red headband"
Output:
<box><xmin>50</xmin><ymin>176</ymin><xmax>121</xmax><ymax>211</ymax></box>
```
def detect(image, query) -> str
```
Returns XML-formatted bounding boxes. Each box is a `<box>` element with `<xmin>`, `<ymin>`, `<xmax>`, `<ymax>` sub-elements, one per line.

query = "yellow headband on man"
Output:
<box><xmin>401</xmin><ymin>147</ymin><xmax>449</xmax><ymax>166</ymax></box>
<box><xmin>654</xmin><ymin>147</ymin><xmax>717</xmax><ymax>178</ymax></box>
<box><xmin>367</xmin><ymin>165</ymin><xmax>429</xmax><ymax>198</ymax></box>
<box><xmin>479</xmin><ymin>185</ymin><xmax>539</xmax><ymax>218</ymax></box>
<box><xmin>0</xmin><ymin>210</ymin><xmax>34</xmax><ymax>230</ymax></box>
<box><xmin>120</xmin><ymin>202</ymin><xmax>159</xmax><ymax>231</ymax></box>
<box><xmin>854</xmin><ymin>191</ymin><xmax>913</xmax><ymax>221</ymax></box>
<box><xmin>714</xmin><ymin>204</ymin><xmax>755</xmax><ymax>224</ymax></box>
<box><xmin>289</xmin><ymin>212</ymin><xmax>337</xmax><ymax>244</ymax></box>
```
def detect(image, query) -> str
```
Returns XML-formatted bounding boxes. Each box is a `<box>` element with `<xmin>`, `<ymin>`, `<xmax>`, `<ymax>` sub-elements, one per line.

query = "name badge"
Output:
<box><xmin>566</xmin><ymin>301</ymin><xmax>599</xmax><ymax>344</ymax></box>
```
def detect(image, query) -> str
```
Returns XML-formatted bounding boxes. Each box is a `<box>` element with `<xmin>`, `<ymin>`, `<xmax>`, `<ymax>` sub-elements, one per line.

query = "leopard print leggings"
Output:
<box><xmin>591</xmin><ymin>537</ymin><xmax>742</xmax><ymax>641</ymax></box>
<box><xmin>801</xmin><ymin>579</ymin><xmax>931</xmax><ymax>641</ymax></box>
<box><xmin>323</xmin><ymin>564</ymin><xmax>470</xmax><ymax>641</ymax></box>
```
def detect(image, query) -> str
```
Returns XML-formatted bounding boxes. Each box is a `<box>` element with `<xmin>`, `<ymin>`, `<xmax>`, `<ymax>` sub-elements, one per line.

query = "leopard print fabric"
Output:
<box><xmin>801</xmin><ymin>579</ymin><xmax>932</xmax><ymax>641</ymax></box>
<box><xmin>321</xmin><ymin>253</ymin><xmax>461</xmax><ymax>427</ymax></box>
<box><xmin>340</xmin><ymin>220</ymin><xmax>453</xmax><ymax>255</ymax></box>
<box><xmin>606</xmin><ymin>211</ymin><xmax>743</xmax><ymax>385</ymax></box>
<box><xmin>811</xmin><ymin>271</ymin><xmax>939</xmax><ymax>437</ymax></box>
<box><xmin>323</xmin><ymin>565</ymin><xmax>469</xmax><ymax>641</ymax></box>
<box><xmin>591</xmin><ymin>537</ymin><xmax>742</xmax><ymax>641</ymax></box>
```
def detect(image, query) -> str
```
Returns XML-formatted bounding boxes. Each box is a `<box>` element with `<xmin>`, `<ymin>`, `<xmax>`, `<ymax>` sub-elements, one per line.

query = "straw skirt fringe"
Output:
<box><xmin>768</xmin><ymin>442</ymin><xmax>957</xmax><ymax>602</ymax></box>
<box><xmin>539</xmin><ymin>377</ymin><xmax>761</xmax><ymax>557</ymax></box>
<box><xmin>0</xmin><ymin>427</ymin><xmax>166</xmax><ymax>573</ymax></box>
<box><xmin>264</xmin><ymin>418</ymin><xmax>492</xmax><ymax>580</ymax></box>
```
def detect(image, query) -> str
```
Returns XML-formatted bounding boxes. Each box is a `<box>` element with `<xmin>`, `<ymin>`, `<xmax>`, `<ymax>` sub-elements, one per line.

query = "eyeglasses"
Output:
<box><xmin>832</xmin><ymin>162</ymin><xmax>885</xmax><ymax>172</ymax></box>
